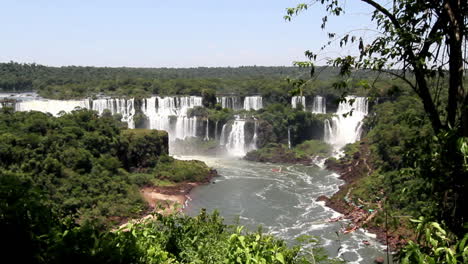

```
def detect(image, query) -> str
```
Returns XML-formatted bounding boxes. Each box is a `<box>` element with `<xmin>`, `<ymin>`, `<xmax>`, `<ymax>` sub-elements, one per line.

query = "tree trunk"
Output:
<box><xmin>445</xmin><ymin>0</ymin><xmax>465</xmax><ymax>130</ymax></box>
<box><xmin>413</xmin><ymin>67</ymin><xmax>443</xmax><ymax>133</ymax></box>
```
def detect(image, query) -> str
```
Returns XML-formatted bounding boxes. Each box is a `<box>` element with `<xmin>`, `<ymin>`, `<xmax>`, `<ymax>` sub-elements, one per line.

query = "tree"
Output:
<box><xmin>285</xmin><ymin>0</ymin><xmax>467</xmax><ymax>233</ymax></box>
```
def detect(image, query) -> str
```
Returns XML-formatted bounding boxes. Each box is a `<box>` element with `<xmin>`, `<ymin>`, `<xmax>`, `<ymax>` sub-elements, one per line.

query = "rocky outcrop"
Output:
<box><xmin>320</xmin><ymin>141</ymin><xmax>409</xmax><ymax>251</ymax></box>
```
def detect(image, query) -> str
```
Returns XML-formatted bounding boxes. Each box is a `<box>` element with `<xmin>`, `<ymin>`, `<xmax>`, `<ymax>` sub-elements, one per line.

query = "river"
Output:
<box><xmin>178</xmin><ymin>155</ymin><xmax>390</xmax><ymax>264</ymax></box>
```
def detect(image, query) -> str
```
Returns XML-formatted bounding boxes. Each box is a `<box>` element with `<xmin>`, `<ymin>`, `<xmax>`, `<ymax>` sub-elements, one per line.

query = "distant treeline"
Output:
<box><xmin>0</xmin><ymin>62</ymin><xmax>406</xmax><ymax>99</ymax></box>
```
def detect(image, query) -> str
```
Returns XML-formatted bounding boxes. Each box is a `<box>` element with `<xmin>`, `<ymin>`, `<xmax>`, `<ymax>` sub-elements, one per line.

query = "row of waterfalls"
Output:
<box><xmin>4</xmin><ymin>93</ymin><xmax>369</xmax><ymax>156</ymax></box>
<box><xmin>216</xmin><ymin>96</ymin><xmax>263</xmax><ymax>111</ymax></box>
<box><xmin>291</xmin><ymin>95</ymin><xmax>326</xmax><ymax>114</ymax></box>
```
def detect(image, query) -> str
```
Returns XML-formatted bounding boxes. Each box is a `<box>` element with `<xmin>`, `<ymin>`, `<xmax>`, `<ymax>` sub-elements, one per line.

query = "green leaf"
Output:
<box><xmin>276</xmin><ymin>252</ymin><xmax>285</xmax><ymax>264</ymax></box>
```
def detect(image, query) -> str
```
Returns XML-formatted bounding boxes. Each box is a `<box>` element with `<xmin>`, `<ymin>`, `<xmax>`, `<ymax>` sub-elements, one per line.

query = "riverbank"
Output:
<box><xmin>318</xmin><ymin>141</ymin><xmax>411</xmax><ymax>251</ymax></box>
<box><xmin>118</xmin><ymin>166</ymin><xmax>217</xmax><ymax>229</ymax></box>
<box><xmin>144</xmin><ymin>166</ymin><xmax>217</xmax><ymax>210</ymax></box>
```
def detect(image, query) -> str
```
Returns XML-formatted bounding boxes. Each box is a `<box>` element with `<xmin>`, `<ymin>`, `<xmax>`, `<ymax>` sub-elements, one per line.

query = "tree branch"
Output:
<box><xmin>360</xmin><ymin>0</ymin><xmax>402</xmax><ymax>30</ymax></box>
<box><xmin>378</xmin><ymin>69</ymin><xmax>416</xmax><ymax>90</ymax></box>
<box><xmin>420</xmin><ymin>12</ymin><xmax>447</xmax><ymax>58</ymax></box>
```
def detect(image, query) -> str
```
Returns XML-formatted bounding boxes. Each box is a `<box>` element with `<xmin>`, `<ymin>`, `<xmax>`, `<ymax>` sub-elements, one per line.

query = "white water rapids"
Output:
<box><xmin>179</xmin><ymin>155</ymin><xmax>388</xmax><ymax>264</ymax></box>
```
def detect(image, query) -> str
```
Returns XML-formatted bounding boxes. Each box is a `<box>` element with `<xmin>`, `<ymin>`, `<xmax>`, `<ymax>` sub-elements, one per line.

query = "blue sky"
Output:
<box><xmin>1</xmin><ymin>0</ymin><xmax>375</xmax><ymax>67</ymax></box>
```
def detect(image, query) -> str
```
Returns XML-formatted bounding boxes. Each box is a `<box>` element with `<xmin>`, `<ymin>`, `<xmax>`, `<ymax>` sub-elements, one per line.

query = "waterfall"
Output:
<box><xmin>311</xmin><ymin>96</ymin><xmax>326</xmax><ymax>114</ymax></box>
<box><xmin>15</xmin><ymin>99</ymin><xmax>91</xmax><ymax>116</ymax></box>
<box><xmin>217</xmin><ymin>96</ymin><xmax>242</xmax><ymax>110</ymax></box>
<box><xmin>14</xmin><ymin>97</ymin><xmax>138</xmax><ymax>128</ymax></box>
<box><xmin>225</xmin><ymin>118</ymin><xmax>246</xmax><ymax>156</ymax></box>
<box><xmin>91</xmin><ymin>98</ymin><xmax>136</xmax><ymax>128</ymax></box>
<box><xmin>324</xmin><ymin>119</ymin><xmax>333</xmax><ymax>143</ymax></box>
<box><xmin>324</xmin><ymin>96</ymin><xmax>368</xmax><ymax>150</ymax></box>
<box><xmin>204</xmin><ymin>119</ymin><xmax>209</xmax><ymax>141</ymax></box>
<box><xmin>220</xmin><ymin>124</ymin><xmax>227</xmax><ymax>145</ymax></box>
<box><xmin>288</xmin><ymin>127</ymin><xmax>291</xmax><ymax>149</ymax></box>
<box><xmin>249</xmin><ymin>120</ymin><xmax>258</xmax><ymax>151</ymax></box>
<box><xmin>291</xmin><ymin>96</ymin><xmax>306</xmax><ymax>109</ymax></box>
<box><xmin>244</xmin><ymin>96</ymin><xmax>263</xmax><ymax>110</ymax></box>
<box><xmin>142</xmin><ymin>96</ymin><xmax>202</xmax><ymax>141</ymax></box>
<box><xmin>214</xmin><ymin>121</ymin><xmax>219</xmax><ymax>140</ymax></box>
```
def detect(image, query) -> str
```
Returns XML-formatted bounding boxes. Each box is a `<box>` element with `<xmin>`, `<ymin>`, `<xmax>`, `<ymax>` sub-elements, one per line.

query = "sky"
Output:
<box><xmin>1</xmin><ymin>0</ymin><xmax>376</xmax><ymax>68</ymax></box>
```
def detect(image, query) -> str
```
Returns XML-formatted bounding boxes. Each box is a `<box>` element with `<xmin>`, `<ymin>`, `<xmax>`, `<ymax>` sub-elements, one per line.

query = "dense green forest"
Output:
<box><xmin>0</xmin><ymin>108</ymin><xmax>218</xmax><ymax>226</ymax></box>
<box><xmin>0</xmin><ymin>62</ymin><xmax>400</xmax><ymax>99</ymax></box>
<box><xmin>0</xmin><ymin>107</ymin><xmax>342</xmax><ymax>263</ymax></box>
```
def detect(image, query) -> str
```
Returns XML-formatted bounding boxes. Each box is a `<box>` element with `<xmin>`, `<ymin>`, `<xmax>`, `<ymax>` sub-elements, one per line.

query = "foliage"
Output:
<box><xmin>119</xmin><ymin>129</ymin><xmax>168</xmax><ymax>170</ymax></box>
<box><xmin>285</xmin><ymin>0</ymin><xmax>468</xmax><ymax>236</ymax></box>
<box><xmin>399</xmin><ymin>217</ymin><xmax>468</xmax><ymax>264</ymax></box>
<box><xmin>1</xmin><ymin>62</ymin><xmax>404</xmax><ymax>100</ymax></box>
<box><xmin>294</xmin><ymin>140</ymin><xmax>332</xmax><ymax>158</ymax></box>
<box><xmin>153</xmin><ymin>156</ymin><xmax>212</xmax><ymax>183</ymax></box>
<box><xmin>245</xmin><ymin>140</ymin><xmax>332</xmax><ymax>164</ymax></box>
<box><xmin>0</xmin><ymin>109</ymin><xmax>178</xmax><ymax>227</ymax></box>
<box><xmin>2</xmin><ymin>192</ymin><xmax>342</xmax><ymax>264</ymax></box>
<box><xmin>256</xmin><ymin>103</ymin><xmax>328</xmax><ymax>146</ymax></box>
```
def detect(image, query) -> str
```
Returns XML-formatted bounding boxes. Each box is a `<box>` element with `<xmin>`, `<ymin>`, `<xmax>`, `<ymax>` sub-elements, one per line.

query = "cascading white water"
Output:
<box><xmin>217</xmin><ymin>96</ymin><xmax>242</xmax><ymax>110</ymax></box>
<box><xmin>323</xmin><ymin>119</ymin><xmax>333</xmax><ymax>143</ymax></box>
<box><xmin>204</xmin><ymin>119</ymin><xmax>209</xmax><ymax>141</ymax></box>
<box><xmin>15</xmin><ymin>99</ymin><xmax>91</xmax><ymax>116</ymax></box>
<box><xmin>291</xmin><ymin>96</ymin><xmax>306</xmax><ymax>109</ymax></box>
<box><xmin>225</xmin><ymin>118</ymin><xmax>246</xmax><ymax>156</ymax></box>
<box><xmin>243</xmin><ymin>96</ymin><xmax>263</xmax><ymax>110</ymax></box>
<box><xmin>14</xmin><ymin>97</ymin><xmax>137</xmax><ymax>128</ymax></box>
<box><xmin>142</xmin><ymin>96</ymin><xmax>202</xmax><ymax>141</ymax></box>
<box><xmin>311</xmin><ymin>96</ymin><xmax>326</xmax><ymax>114</ymax></box>
<box><xmin>248</xmin><ymin>120</ymin><xmax>258</xmax><ymax>151</ymax></box>
<box><xmin>214</xmin><ymin>121</ymin><xmax>219</xmax><ymax>140</ymax></box>
<box><xmin>92</xmin><ymin>98</ymin><xmax>136</xmax><ymax>128</ymax></box>
<box><xmin>220</xmin><ymin>124</ymin><xmax>227</xmax><ymax>145</ymax></box>
<box><xmin>324</xmin><ymin>96</ymin><xmax>368</xmax><ymax>150</ymax></box>
<box><xmin>288</xmin><ymin>127</ymin><xmax>291</xmax><ymax>149</ymax></box>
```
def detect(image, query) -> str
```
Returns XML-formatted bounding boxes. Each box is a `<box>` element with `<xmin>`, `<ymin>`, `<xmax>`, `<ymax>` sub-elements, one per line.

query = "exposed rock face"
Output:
<box><xmin>256</xmin><ymin>120</ymin><xmax>276</xmax><ymax>148</ymax></box>
<box><xmin>322</xmin><ymin>142</ymin><xmax>408</xmax><ymax>251</ymax></box>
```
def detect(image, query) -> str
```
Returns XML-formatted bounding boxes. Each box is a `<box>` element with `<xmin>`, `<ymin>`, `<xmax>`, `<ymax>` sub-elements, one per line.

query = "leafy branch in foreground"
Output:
<box><xmin>399</xmin><ymin>217</ymin><xmax>468</xmax><ymax>264</ymax></box>
<box><xmin>285</xmin><ymin>0</ymin><xmax>467</xmax><ymax>235</ymax></box>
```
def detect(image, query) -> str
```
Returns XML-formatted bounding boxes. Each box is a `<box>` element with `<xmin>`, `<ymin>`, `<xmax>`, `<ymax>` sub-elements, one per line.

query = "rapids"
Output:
<box><xmin>179</xmin><ymin>155</ymin><xmax>389</xmax><ymax>264</ymax></box>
